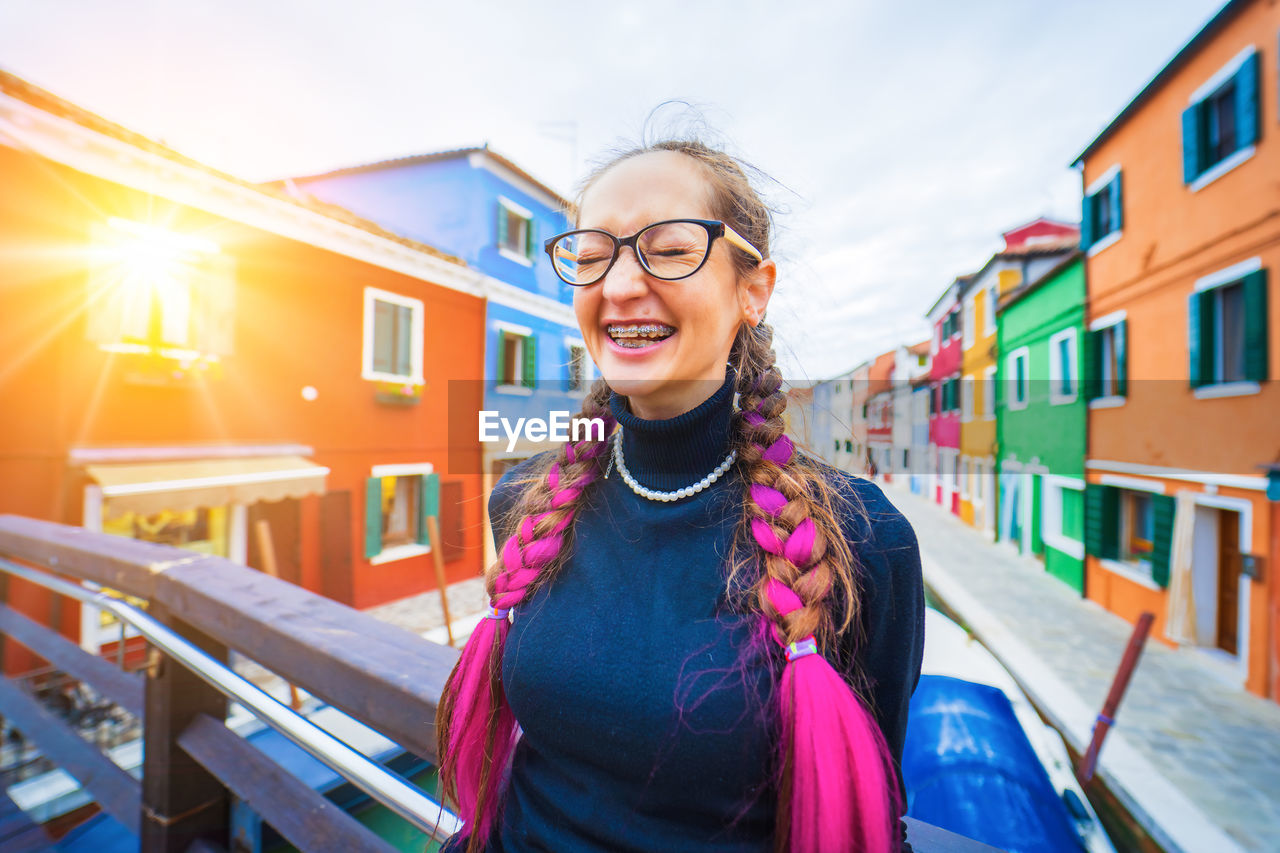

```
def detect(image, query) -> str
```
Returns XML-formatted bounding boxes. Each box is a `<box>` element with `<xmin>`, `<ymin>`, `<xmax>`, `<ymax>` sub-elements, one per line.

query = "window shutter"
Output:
<box><xmin>496</xmin><ymin>203</ymin><xmax>508</xmax><ymax>248</ymax></box>
<box><xmin>1109</xmin><ymin>174</ymin><xmax>1123</xmax><ymax>233</ymax></box>
<box><xmin>525</xmin><ymin>217</ymin><xmax>538</xmax><ymax>259</ymax></box>
<box><xmin>1242</xmin><ymin>269</ymin><xmax>1269</xmax><ymax>382</ymax></box>
<box><xmin>1080</xmin><ymin>191</ymin><xmax>1094</xmax><ymax>250</ymax></box>
<box><xmin>495</xmin><ymin>331</ymin><xmax>507</xmax><ymax>384</ymax></box>
<box><xmin>1084</xmin><ymin>484</ymin><xmax>1119</xmax><ymax>559</ymax></box>
<box><xmin>1235</xmin><ymin>51</ymin><xmax>1259</xmax><ymax>149</ymax></box>
<box><xmin>1181</xmin><ymin>105</ymin><xmax>1200</xmax><ymax>183</ymax></box>
<box><xmin>1114</xmin><ymin>320</ymin><xmax>1128</xmax><ymax>397</ymax></box>
<box><xmin>1149</xmin><ymin>494</ymin><xmax>1176</xmax><ymax>588</ymax></box>
<box><xmin>372</xmin><ymin>301</ymin><xmax>394</xmax><ymax>374</ymax></box>
<box><xmin>1082</xmin><ymin>329</ymin><xmax>1098</xmax><ymax>401</ymax></box>
<box><xmin>1188</xmin><ymin>292</ymin><xmax>1211</xmax><ymax>388</ymax></box>
<box><xmin>395</xmin><ymin>305</ymin><xmax>413</xmax><ymax>377</ymax></box>
<box><xmin>522</xmin><ymin>334</ymin><xmax>537</xmax><ymax>389</ymax></box>
<box><xmin>365</xmin><ymin>477</ymin><xmax>383</xmax><ymax>558</ymax></box>
<box><xmin>417</xmin><ymin>472</ymin><xmax>439</xmax><ymax>547</ymax></box>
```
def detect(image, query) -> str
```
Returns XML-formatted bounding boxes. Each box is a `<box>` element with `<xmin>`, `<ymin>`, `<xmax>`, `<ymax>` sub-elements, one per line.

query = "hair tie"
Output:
<box><xmin>784</xmin><ymin>636</ymin><xmax>818</xmax><ymax>663</ymax></box>
<box><xmin>485</xmin><ymin>605</ymin><xmax>511</xmax><ymax>620</ymax></box>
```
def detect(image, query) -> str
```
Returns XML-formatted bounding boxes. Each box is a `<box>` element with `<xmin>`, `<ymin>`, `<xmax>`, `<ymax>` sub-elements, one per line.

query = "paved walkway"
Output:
<box><xmin>885</xmin><ymin>484</ymin><xmax>1280</xmax><ymax>853</ymax></box>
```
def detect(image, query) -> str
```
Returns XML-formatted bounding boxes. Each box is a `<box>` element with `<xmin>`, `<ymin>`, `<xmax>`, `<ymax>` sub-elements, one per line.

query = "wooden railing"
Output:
<box><xmin>0</xmin><ymin>514</ymin><xmax>999</xmax><ymax>853</ymax></box>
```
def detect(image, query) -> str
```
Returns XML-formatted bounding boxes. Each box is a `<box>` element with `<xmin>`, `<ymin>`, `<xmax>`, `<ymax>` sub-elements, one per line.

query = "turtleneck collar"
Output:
<box><xmin>608</xmin><ymin>371</ymin><xmax>736</xmax><ymax>492</ymax></box>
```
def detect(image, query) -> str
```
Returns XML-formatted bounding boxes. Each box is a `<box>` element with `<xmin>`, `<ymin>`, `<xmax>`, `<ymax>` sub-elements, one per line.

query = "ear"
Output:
<box><xmin>738</xmin><ymin>258</ymin><xmax>777</xmax><ymax>327</ymax></box>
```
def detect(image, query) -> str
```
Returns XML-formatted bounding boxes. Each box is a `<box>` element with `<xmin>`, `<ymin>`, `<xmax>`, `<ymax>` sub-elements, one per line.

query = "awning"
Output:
<box><xmin>86</xmin><ymin>456</ymin><xmax>329</xmax><ymax>516</ymax></box>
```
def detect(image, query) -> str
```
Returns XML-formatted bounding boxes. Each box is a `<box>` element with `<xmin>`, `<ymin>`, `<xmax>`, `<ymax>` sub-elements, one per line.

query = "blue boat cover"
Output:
<box><xmin>903</xmin><ymin>675</ymin><xmax>1084</xmax><ymax>853</ymax></box>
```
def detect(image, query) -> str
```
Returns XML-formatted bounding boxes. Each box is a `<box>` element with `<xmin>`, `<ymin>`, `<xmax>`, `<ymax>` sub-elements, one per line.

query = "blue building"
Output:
<box><xmin>282</xmin><ymin>146</ymin><xmax>590</xmax><ymax>562</ymax></box>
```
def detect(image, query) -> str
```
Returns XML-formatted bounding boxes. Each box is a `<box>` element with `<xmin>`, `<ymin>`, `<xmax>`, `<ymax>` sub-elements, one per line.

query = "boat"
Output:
<box><xmin>903</xmin><ymin>607</ymin><xmax>1115</xmax><ymax>853</ymax></box>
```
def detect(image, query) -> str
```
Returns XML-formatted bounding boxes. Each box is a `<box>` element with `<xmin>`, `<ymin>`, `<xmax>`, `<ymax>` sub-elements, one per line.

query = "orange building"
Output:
<box><xmin>1072</xmin><ymin>0</ymin><xmax>1279</xmax><ymax>701</ymax></box>
<box><xmin>0</xmin><ymin>71</ymin><xmax>488</xmax><ymax>663</ymax></box>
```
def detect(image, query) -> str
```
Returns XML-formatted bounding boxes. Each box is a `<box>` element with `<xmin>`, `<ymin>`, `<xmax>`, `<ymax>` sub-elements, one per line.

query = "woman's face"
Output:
<box><xmin>574</xmin><ymin>151</ymin><xmax>775</xmax><ymax>420</ymax></box>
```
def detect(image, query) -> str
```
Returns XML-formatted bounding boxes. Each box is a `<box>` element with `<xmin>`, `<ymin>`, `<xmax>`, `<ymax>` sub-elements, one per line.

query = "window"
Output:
<box><xmin>1182</xmin><ymin>47</ymin><xmax>1259</xmax><ymax>188</ymax></box>
<box><xmin>566</xmin><ymin>341</ymin><xmax>591</xmax><ymax>392</ymax></box>
<box><xmin>364</xmin><ymin>466</ymin><xmax>437</xmax><ymax>562</ymax></box>
<box><xmin>497</xmin><ymin>328</ymin><xmax>537</xmax><ymax>390</ymax></box>
<box><xmin>983</xmin><ymin>282</ymin><xmax>998</xmax><ymax>336</ymax></box>
<box><xmin>1081</xmin><ymin>169</ymin><xmax>1122</xmax><ymax>254</ymax></box>
<box><xmin>1042</xmin><ymin>476</ymin><xmax>1084</xmax><ymax>560</ymax></box>
<box><xmin>497</xmin><ymin>197</ymin><xmax>537</xmax><ymax>264</ymax></box>
<box><xmin>962</xmin><ymin>297</ymin><xmax>975</xmax><ymax>349</ymax></box>
<box><xmin>1189</xmin><ymin>262</ymin><xmax>1268</xmax><ymax>391</ymax></box>
<box><xmin>1008</xmin><ymin>348</ymin><xmax>1029</xmax><ymax>410</ymax></box>
<box><xmin>1049</xmin><ymin>328</ymin><xmax>1078</xmax><ymax>405</ymax></box>
<box><xmin>961</xmin><ymin>374</ymin><xmax>973</xmax><ymax>421</ymax></box>
<box><xmin>982</xmin><ymin>365</ymin><xmax>996</xmax><ymax>419</ymax></box>
<box><xmin>363</xmin><ymin>288</ymin><xmax>423</xmax><ymax>383</ymax></box>
<box><xmin>1084</xmin><ymin>484</ymin><xmax>1175</xmax><ymax>587</ymax></box>
<box><xmin>844</xmin><ymin>439</ymin><xmax>853</xmax><ymax>453</ymax></box>
<box><xmin>85</xmin><ymin>219</ymin><xmax>235</xmax><ymax>358</ymax></box>
<box><xmin>1085</xmin><ymin>317</ymin><xmax>1127</xmax><ymax>402</ymax></box>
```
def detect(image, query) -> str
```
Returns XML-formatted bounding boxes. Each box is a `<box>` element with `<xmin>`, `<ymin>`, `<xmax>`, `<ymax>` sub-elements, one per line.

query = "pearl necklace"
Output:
<box><xmin>608</xmin><ymin>429</ymin><xmax>737</xmax><ymax>502</ymax></box>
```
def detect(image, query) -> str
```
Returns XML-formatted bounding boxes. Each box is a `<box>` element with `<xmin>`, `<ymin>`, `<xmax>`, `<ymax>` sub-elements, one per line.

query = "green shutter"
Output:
<box><xmin>395</xmin><ymin>304</ymin><xmax>413</xmax><ymax>377</ymax></box>
<box><xmin>1188</xmin><ymin>292</ymin><xmax>1212</xmax><ymax>388</ymax></box>
<box><xmin>1235</xmin><ymin>51</ymin><xmax>1259</xmax><ymax>149</ymax></box>
<box><xmin>1109</xmin><ymin>173</ymin><xmax>1123</xmax><ymax>232</ymax></box>
<box><xmin>365</xmin><ymin>477</ymin><xmax>383</xmax><ymax>558</ymax></box>
<box><xmin>525</xmin><ymin>217</ymin><xmax>538</xmax><ymax>259</ymax></box>
<box><xmin>522</xmin><ymin>334</ymin><xmax>537</xmax><ymax>389</ymax></box>
<box><xmin>496</xmin><ymin>331</ymin><xmax>507</xmax><ymax>384</ymax></box>
<box><xmin>1084</xmin><ymin>484</ymin><xmax>1120</xmax><ymax>560</ymax></box>
<box><xmin>417</xmin><ymin>473</ymin><xmax>439</xmax><ymax>546</ymax></box>
<box><xmin>496</xmin><ymin>203</ymin><xmax>508</xmax><ymax>248</ymax></box>
<box><xmin>1149</xmin><ymin>494</ymin><xmax>1176</xmax><ymax>588</ymax></box>
<box><xmin>1242</xmin><ymin>270</ymin><xmax>1269</xmax><ymax>382</ymax></box>
<box><xmin>1114</xmin><ymin>320</ymin><xmax>1128</xmax><ymax>398</ymax></box>
<box><xmin>1181</xmin><ymin>104</ymin><xmax>1200</xmax><ymax>183</ymax></box>
<box><xmin>1080</xmin><ymin>191</ymin><xmax>1094</xmax><ymax>250</ymax></box>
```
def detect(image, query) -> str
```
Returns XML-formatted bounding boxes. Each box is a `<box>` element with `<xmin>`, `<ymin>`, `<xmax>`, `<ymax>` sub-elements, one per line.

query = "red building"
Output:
<box><xmin>0</xmin><ymin>71</ymin><xmax>487</xmax><ymax>663</ymax></box>
<box><xmin>865</xmin><ymin>350</ymin><xmax>896</xmax><ymax>480</ymax></box>
<box><xmin>926</xmin><ymin>276</ymin><xmax>968</xmax><ymax>513</ymax></box>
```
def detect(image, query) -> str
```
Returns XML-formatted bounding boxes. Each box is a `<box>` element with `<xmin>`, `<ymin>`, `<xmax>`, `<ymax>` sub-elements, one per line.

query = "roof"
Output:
<box><xmin>924</xmin><ymin>274</ymin><xmax>972</xmax><ymax>319</ymax></box>
<box><xmin>964</xmin><ymin>240</ymin><xmax>1078</xmax><ymax>294</ymax></box>
<box><xmin>997</xmin><ymin>250</ymin><xmax>1084</xmax><ymax>315</ymax></box>
<box><xmin>907</xmin><ymin>339</ymin><xmax>931</xmax><ymax>356</ymax></box>
<box><xmin>1072</xmin><ymin>0</ymin><xmax>1250</xmax><ymax>165</ymax></box>
<box><xmin>278</xmin><ymin>144</ymin><xmax>571</xmax><ymax>209</ymax></box>
<box><xmin>0</xmin><ymin>68</ymin><xmax>467</xmax><ymax>268</ymax></box>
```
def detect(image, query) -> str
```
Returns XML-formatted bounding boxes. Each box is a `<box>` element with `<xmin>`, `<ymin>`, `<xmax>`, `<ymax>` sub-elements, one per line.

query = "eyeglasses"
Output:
<box><xmin>543</xmin><ymin>218</ymin><xmax>764</xmax><ymax>287</ymax></box>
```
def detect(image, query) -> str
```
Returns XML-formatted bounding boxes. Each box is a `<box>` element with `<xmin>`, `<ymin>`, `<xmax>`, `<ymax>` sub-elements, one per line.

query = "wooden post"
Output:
<box><xmin>422</xmin><ymin>474</ymin><xmax>455</xmax><ymax>647</ymax></box>
<box><xmin>253</xmin><ymin>520</ymin><xmax>303</xmax><ymax>711</ymax></box>
<box><xmin>1080</xmin><ymin>611</ymin><xmax>1153</xmax><ymax>781</ymax></box>
<box><xmin>140</xmin><ymin>603</ymin><xmax>229</xmax><ymax>853</ymax></box>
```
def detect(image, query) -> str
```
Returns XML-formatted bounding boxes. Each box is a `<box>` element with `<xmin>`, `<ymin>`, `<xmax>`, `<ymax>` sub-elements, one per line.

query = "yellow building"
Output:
<box><xmin>958</xmin><ymin>219</ymin><xmax>1077</xmax><ymax>538</ymax></box>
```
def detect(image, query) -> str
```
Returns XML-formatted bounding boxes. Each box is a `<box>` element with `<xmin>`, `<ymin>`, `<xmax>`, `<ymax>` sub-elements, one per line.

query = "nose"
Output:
<box><xmin>599</xmin><ymin>245</ymin><xmax>651</xmax><ymax>303</ymax></box>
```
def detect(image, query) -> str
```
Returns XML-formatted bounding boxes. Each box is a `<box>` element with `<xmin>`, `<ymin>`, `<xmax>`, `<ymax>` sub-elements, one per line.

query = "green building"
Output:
<box><xmin>995</xmin><ymin>253</ymin><xmax>1087</xmax><ymax>593</ymax></box>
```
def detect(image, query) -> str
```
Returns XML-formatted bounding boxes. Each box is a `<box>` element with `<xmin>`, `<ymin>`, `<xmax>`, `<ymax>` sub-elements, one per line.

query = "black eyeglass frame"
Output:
<box><xmin>543</xmin><ymin>218</ymin><xmax>765</xmax><ymax>287</ymax></box>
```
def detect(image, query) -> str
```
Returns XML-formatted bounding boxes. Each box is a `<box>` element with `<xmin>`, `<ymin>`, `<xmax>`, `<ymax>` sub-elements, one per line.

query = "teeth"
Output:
<box><xmin>607</xmin><ymin>323</ymin><xmax>676</xmax><ymax>340</ymax></box>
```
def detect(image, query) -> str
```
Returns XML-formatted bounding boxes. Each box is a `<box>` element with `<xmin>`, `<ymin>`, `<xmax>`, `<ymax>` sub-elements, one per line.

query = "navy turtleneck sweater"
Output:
<box><xmin>442</xmin><ymin>376</ymin><xmax>924</xmax><ymax>852</ymax></box>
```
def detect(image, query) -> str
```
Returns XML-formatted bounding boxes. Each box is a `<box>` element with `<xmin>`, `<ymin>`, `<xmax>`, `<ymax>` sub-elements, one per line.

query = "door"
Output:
<box><xmin>1216</xmin><ymin>510</ymin><xmax>1241</xmax><ymax>655</ymax></box>
<box><xmin>247</xmin><ymin>499</ymin><xmax>301</xmax><ymax>585</ymax></box>
<box><xmin>1191</xmin><ymin>506</ymin><xmax>1220</xmax><ymax>646</ymax></box>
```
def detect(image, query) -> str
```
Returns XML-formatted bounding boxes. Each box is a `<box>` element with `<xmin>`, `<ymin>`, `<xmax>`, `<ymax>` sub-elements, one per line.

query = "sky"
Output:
<box><xmin>1</xmin><ymin>0</ymin><xmax>1229</xmax><ymax>379</ymax></box>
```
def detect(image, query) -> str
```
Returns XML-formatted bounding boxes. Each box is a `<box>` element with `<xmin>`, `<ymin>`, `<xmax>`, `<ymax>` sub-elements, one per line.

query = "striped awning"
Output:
<box><xmin>86</xmin><ymin>456</ymin><xmax>328</xmax><ymax>516</ymax></box>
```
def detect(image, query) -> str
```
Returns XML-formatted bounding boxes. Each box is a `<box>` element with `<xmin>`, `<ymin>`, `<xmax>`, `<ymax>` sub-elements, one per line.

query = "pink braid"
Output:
<box><xmin>747</xmin><ymin>411</ymin><xmax>901</xmax><ymax>853</ymax></box>
<box><xmin>438</xmin><ymin>419</ymin><xmax>614</xmax><ymax>849</ymax></box>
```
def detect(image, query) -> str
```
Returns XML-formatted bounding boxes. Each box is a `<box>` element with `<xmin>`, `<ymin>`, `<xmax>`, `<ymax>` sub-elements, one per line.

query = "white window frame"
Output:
<box><xmin>982</xmin><ymin>365</ymin><xmax>997</xmax><ymax>420</ymax></box>
<box><xmin>497</xmin><ymin>196</ymin><xmax>534</xmax><ymax>267</ymax></box>
<box><xmin>1187</xmin><ymin>45</ymin><xmax>1259</xmax><ymax>193</ymax></box>
<box><xmin>368</xmin><ymin>462</ymin><xmax>434</xmax><ymax>565</ymax></box>
<box><xmin>1041</xmin><ymin>475</ymin><xmax>1084</xmax><ymax>559</ymax></box>
<box><xmin>962</xmin><ymin>295</ymin><xmax>976</xmax><ymax>349</ymax></box>
<box><xmin>983</xmin><ymin>281</ymin><xmax>998</xmax><ymax>337</ymax></box>
<box><xmin>362</xmin><ymin>287</ymin><xmax>424</xmax><ymax>384</ymax></box>
<box><xmin>494</xmin><ymin>321</ymin><xmax>534</xmax><ymax>396</ymax></box>
<box><xmin>1008</xmin><ymin>346</ymin><xmax>1030</xmax><ymax>411</ymax></box>
<box><xmin>1084</xmin><ymin>164</ymin><xmax>1123</xmax><ymax>257</ymax></box>
<box><xmin>1191</xmin><ymin>257</ymin><xmax>1262</xmax><ymax>399</ymax></box>
<box><xmin>1088</xmin><ymin>310</ymin><xmax>1126</xmax><ymax>409</ymax></box>
<box><xmin>1048</xmin><ymin>327</ymin><xmax>1078</xmax><ymax>406</ymax></box>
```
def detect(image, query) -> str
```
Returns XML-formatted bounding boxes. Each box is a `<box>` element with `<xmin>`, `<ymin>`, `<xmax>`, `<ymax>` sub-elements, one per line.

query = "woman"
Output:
<box><xmin>437</xmin><ymin>139</ymin><xmax>925</xmax><ymax>853</ymax></box>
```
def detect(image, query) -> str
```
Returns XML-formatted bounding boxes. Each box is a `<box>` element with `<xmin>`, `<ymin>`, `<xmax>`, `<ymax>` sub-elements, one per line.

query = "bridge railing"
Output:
<box><xmin>0</xmin><ymin>514</ymin><xmax>999</xmax><ymax>853</ymax></box>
